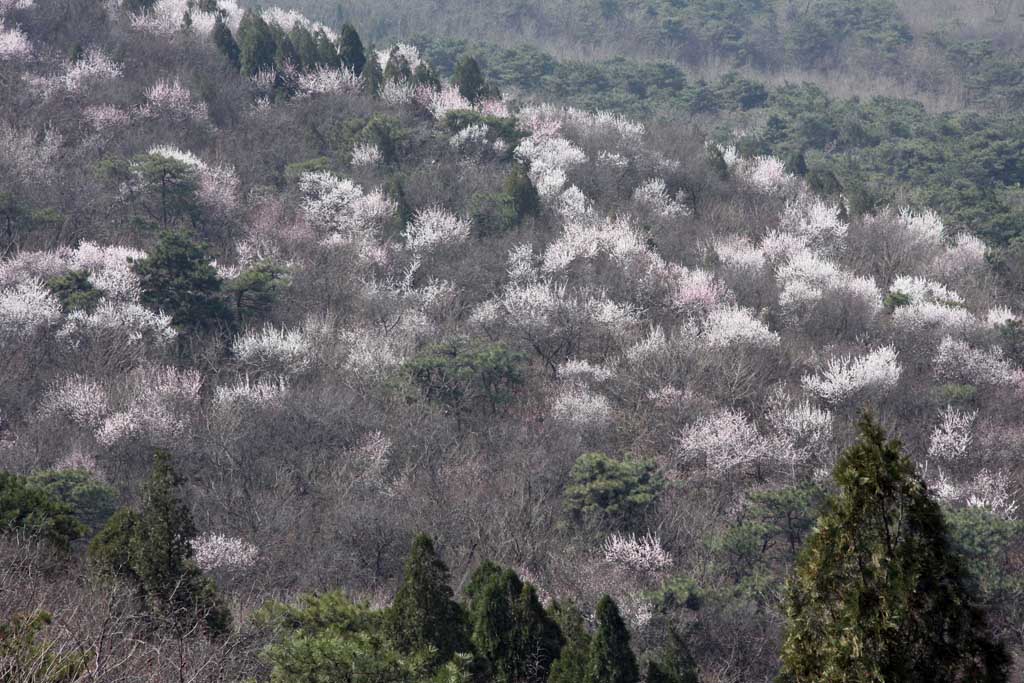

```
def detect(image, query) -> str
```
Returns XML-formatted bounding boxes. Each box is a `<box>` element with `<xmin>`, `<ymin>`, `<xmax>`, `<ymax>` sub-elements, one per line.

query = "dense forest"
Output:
<box><xmin>3</xmin><ymin>0</ymin><xmax>1024</xmax><ymax>680</ymax></box>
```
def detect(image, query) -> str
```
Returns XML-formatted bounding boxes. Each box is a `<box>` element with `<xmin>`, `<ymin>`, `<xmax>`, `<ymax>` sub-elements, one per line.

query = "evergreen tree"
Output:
<box><xmin>414</xmin><ymin>62</ymin><xmax>441</xmax><ymax>91</ymax></box>
<box><xmin>45</xmin><ymin>269</ymin><xmax>102</xmax><ymax>313</ymax></box>
<box><xmin>237</xmin><ymin>10</ymin><xmax>277</xmax><ymax>76</ymax></box>
<box><xmin>133</xmin><ymin>230</ymin><xmax>233</xmax><ymax>336</ymax></box>
<box><xmin>0</xmin><ymin>472</ymin><xmax>85</xmax><ymax>551</ymax></box>
<box><xmin>779</xmin><ymin>413</ymin><xmax>1009</xmax><ymax>683</ymax></box>
<box><xmin>289</xmin><ymin>23</ymin><xmax>319</xmax><ymax>71</ymax></box>
<box><xmin>504</xmin><ymin>164</ymin><xmax>541</xmax><ymax>221</ymax></box>
<box><xmin>89</xmin><ymin>453</ymin><xmax>232</xmax><ymax>636</ymax></box>
<box><xmin>465</xmin><ymin>562</ymin><xmax>563</xmax><ymax>682</ymax></box>
<box><xmin>212</xmin><ymin>15</ymin><xmax>240</xmax><ymax>70</ymax></box>
<box><xmin>336</xmin><ymin>23</ymin><xmax>366</xmax><ymax>75</ymax></box>
<box><xmin>313</xmin><ymin>28</ymin><xmax>339</xmax><ymax>68</ymax></box>
<box><xmin>642</xmin><ymin>629</ymin><xmax>698</xmax><ymax>683</ymax></box>
<box><xmin>453</xmin><ymin>55</ymin><xmax>486</xmax><ymax>103</ymax></box>
<box><xmin>548</xmin><ymin>602</ymin><xmax>592</xmax><ymax>683</ymax></box>
<box><xmin>270</xmin><ymin>25</ymin><xmax>300</xmax><ymax>73</ymax></box>
<box><xmin>383</xmin><ymin>49</ymin><xmax>413</xmax><ymax>83</ymax></box>
<box><xmin>585</xmin><ymin>596</ymin><xmax>639</xmax><ymax>683</ymax></box>
<box><xmin>362</xmin><ymin>47</ymin><xmax>384</xmax><ymax>96</ymax></box>
<box><xmin>387</xmin><ymin>534</ymin><xmax>471</xmax><ymax>668</ymax></box>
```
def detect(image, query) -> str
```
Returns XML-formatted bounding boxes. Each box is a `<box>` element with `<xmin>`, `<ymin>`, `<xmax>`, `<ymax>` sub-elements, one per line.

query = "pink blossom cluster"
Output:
<box><xmin>633</xmin><ymin>178</ymin><xmax>688</xmax><ymax>217</ymax></box>
<box><xmin>29</xmin><ymin>48</ymin><xmax>122</xmax><ymax>95</ymax></box>
<box><xmin>414</xmin><ymin>83</ymin><xmax>471</xmax><ymax>120</ymax></box>
<box><xmin>143</xmin><ymin>79</ymin><xmax>209</xmax><ymax>122</ymax></box>
<box><xmin>83</xmin><ymin>104</ymin><xmax>132</xmax><ymax>131</ymax></box>
<box><xmin>0</xmin><ymin>23</ymin><xmax>31</xmax><ymax>61</ymax></box>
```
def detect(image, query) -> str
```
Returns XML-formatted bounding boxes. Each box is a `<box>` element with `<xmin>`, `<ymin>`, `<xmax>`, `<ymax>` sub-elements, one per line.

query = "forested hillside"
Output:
<box><xmin>2</xmin><ymin>0</ymin><xmax>1024</xmax><ymax>681</ymax></box>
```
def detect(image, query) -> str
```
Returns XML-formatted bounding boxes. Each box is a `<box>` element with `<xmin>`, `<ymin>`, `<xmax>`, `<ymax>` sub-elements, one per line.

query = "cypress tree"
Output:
<box><xmin>548</xmin><ymin>602</ymin><xmax>592</xmax><ymax>683</ymax></box>
<box><xmin>212</xmin><ymin>15</ymin><xmax>240</xmax><ymax>70</ymax></box>
<box><xmin>585</xmin><ymin>596</ymin><xmax>639</xmax><ymax>683</ymax></box>
<box><xmin>387</xmin><ymin>534</ymin><xmax>470</xmax><ymax>668</ymax></box>
<box><xmin>779</xmin><ymin>413</ymin><xmax>1009</xmax><ymax>683</ymax></box>
<box><xmin>288</xmin><ymin>23</ymin><xmax>319</xmax><ymax>71</ymax></box>
<box><xmin>414</xmin><ymin>62</ymin><xmax>441</xmax><ymax>91</ymax></box>
<box><xmin>362</xmin><ymin>48</ymin><xmax>384</xmax><ymax>96</ymax></box>
<box><xmin>313</xmin><ymin>28</ymin><xmax>340</xmax><ymax>68</ymax></box>
<box><xmin>383</xmin><ymin>49</ymin><xmax>413</xmax><ymax>84</ymax></box>
<box><xmin>336</xmin><ymin>23</ymin><xmax>366</xmax><ymax>75</ymax></box>
<box><xmin>504</xmin><ymin>164</ymin><xmax>541</xmax><ymax>222</ymax></box>
<box><xmin>237</xmin><ymin>10</ymin><xmax>277</xmax><ymax>76</ymax></box>
<box><xmin>465</xmin><ymin>562</ymin><xmax>563</xmax><ymax>682</ymax></box>
<box><xmin>453</xmin><ymin>55</ymin><xmax>486</xmax><ymax>103</ymax></box>
<box><xmin>270</xmin><ymin>25</ymin><xmax>299</xmax><ymax>73</ymax></box>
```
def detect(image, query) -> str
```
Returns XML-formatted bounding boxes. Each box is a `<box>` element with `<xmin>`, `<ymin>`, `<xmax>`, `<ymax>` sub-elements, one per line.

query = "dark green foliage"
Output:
<box><xmin>133</xmin><ymin>230</ymin><xmax>233</xmax><ymax>336</ymax></box>
<box><xmin>237</xmin><ymin>10</ymin><xmax>277</xmax><ymax>76</ymax></box>
<box><xmin>383</xmin><ymin>48</ymin><xmax>413</xmax><ymax>83</ymax></box>
<box><xmin>336</xmin><ymin>23</ymin><xmax>366</xmax><ymax>74</ymax></box>
<box><xmin>464</xmin><ymin>562</ymin><xmax>563</xmax><ymax>682</ymax></box>
<box><xmin>785</xmin><ymin>0</ymin><xmax>912</xmax><ymax>69</ymax></box>
<box><xmin>586</xmin><ymin>596</ymin><xmax>639</xmax><ymax>683</ymax></box>
<box><xmin>362</xmin><ymin>49</ymin><xmax>384</xmax><ymax>96</ymax></box>
<box><xmin>503</xmin><ymin>164</ymin><xmax>540</xmax><ymax>220</ymax></box>
<box><xmin>453</xmin><ymin>55</ymin><xmax>486</xmax><ymax>103</ymax></box>
<box><xmin>45</xmin><ymin>270</ymin><xmax>102</xmax><ymax>313</ymax></box>
<box><xmin>284</xmin><ymin>157</ymin><xmax>333</xmax><ymax>185</ymax></box>
<box><xmin>270</xmin><ymin>25</ymin><xmax>300</xmax><ymax>76</ymax></box>
<box><xmin>224</xmin><ymin>260</ymin><xmax>286</xmax><ymax>323</ymax></box>
<box><xmin>564</xmin><ymin>452</ymin><xmax>664</xmax><ymax>531</ymax></box>
<box><xmin>259</xmin><ymin>591</ymin><xmax>468</xmax><ymax>683</ymax></box>
<box><xmin>469</xmin><ymin>193</ymin><xmax>518</xmax><ymax>238</ymax></box>
<box><xmin>359</xmin><ymin>114</ymin><xmax>403</xmax><ymax>163</ymax></box>
<box><xmin>643</xmin><ymin>629</ymin><xmax>698</xmax><ymax>683</ymax></box>
<box><xmin>0</xmin><ymin>472</ymin><xmax>85</xmax><ymax>550</ymax></box>
<box><xmin>88</xmin><ymin>452</ymin><xmax>232</xmax><ymax>636</ymax></box>
<box><xmin>387</xmin><ymin>534</ymin><xmax>471</xmax><ymax>668</ymax></box>
<box><xmin>0</xmin><ymin>611</ymin><xmax>91</xmax><ymax>683</ymax></box>
<box><xmin>414</xmin><ymin>62</ymin><xmax>441</xmax><ymax>90</ymax></box>
<box><xmin>443</xmin><ymin>110</ymin><xmax>526</xmax><ymax>151</ymax></box>
<box><xmin>212</xmin><ymin>16</ymin><xmax>240</xmax><ymax>70</ymax></box>
<box><xmin>404</xmin><ymin>339</ymin><xmax>526</xmax><ymax>419</ymax></box>
<box><xmin>131</xmin><ymin>152</ymin><xmax>201</xmax><ymax>228</ymax></box>
<box><xmin>289</xmin><ymin>23</ymin><xmax>319</xmax><ymax>70</ymax></box>
<box><xmin>121</xmin><ymin>0</ymin><xmax>154</xmax><ymax>15</ymax></box>
<box><xmin>27</xmin><ymin>469</ymin><xmax>117</xmax><ymax>534</ymax></box>
<box><xmin>547</xmin><ymin>603</ymin><xmax>592</xmax><ymax>683</ymax></box>
<box><xmin>779</xmin><ymin>414</ymin><xmax>1009</xmax><ymax>682</ymax></box>
<box><xmin>313</xmin><ymin>28</ymin><xmax>340</xmax><ymax>68</ymax></box>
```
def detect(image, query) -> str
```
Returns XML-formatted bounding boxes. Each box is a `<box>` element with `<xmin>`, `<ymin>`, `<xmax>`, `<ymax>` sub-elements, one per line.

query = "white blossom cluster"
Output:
<box><xmin>558</xmin><ymin>358</ymin><xmax>614</xmax><ymax>383</ymax></box>
<box><xmin>701</xmin><ymin>305</ymin><xmax>780</xmax><ymax>349</ymax></box>
<box><xmin>83</xmin><ymin>104</ymin><xmax>132</xmax><ymax>131</ymax></box>
<box><xmin>550</xmin><ymin>382</ymin><xmax>614</xmax><ymax>428</ymax></box>
<box><xmin>779</xmin><ymin>194</ymin><xmax>847</xmax><ymax>249</ymax></box>
<box><xmin>734</xmin><ymin>155</ymin><xmax>796</xmax><ymax>195</ymax></box>
<box><xmin>891</xmin><ymin>300</ymin><xmax>979</xmax><ymax>342</ymax></box>
<box><xmin>933</xmin><ymin>337</ymin><xmax>1024</xmax><ymax>388</ymax></box>
<box><xmin>299</xmin><ymin>171</ymin><xmax>397</xmax><ymax>248</ymax></box>
<box><xmin>603</xmin><ymin>533</ymin><xmax>673</xmax><ymax>573</ymax></box>
<box><xmin>39</xmin><ymin>375</ymin><xmax>110</xmax><ymax>428</ymax></box>
<box><xmin>28</xmin><ymin>48</ymin><xmax>122</xmax><ymax>95</ymax></box>
<box><xmin>933</xmin><ymin>469</ymin><xmax>1018</xmax><ymax>520</ymax></box>
<box><xmin>541</xmin><ymin>215</ymin><xmax>645</xmax><ymax>273</ymax></box>
<box><xmin>676</xmin><ymin>409</ymin><xmax>774</xmax><ymax>472</ymax></box>
<box><xmin>776</xmin><ymin>249</ymin><xmax>882</xmax><ymax>316</ymax></box>
<box><xmin>143</xmin><ymin>80</ymin><xmax>209</xmax><ymax>122</ymax></box>
<box><xmin>519</xmin><ymin>104</ymin><xmax>645</xmax><ymax>143</ymax></box>
<box><xmin>57</xmin><ymin>301</ymin><xmax>176</xmax><ymax>351</ymax></box>
<box><xmin>888</xmin><ymin>275</ymin><xmax>963</xmax><ymax>306</ymax></box>
<box><xmin>926</xmin><ymin>407</ymin><xmax>976</xmax><ymax>462</ymax></box>
<box><xmin>414</xmin><ymin>84</ymin><xmax>471</xmax><ymax>120</ymax></box>
<box><xmin>714</xmin><ymin>236</ymin><xmax>766</xmax><ymax>274</ymax></box>
<box><xmin>350</xmin><ymin>142</ymin><xmax>382</xmax><ymax>166</ymax></box>
<box><xmin>0</xmin><ymin>280</ymin><xmax>61</xmax><ymax>339</ymax></box>
<box><xmin>766</xmin><ymin>394</ymin><xmax>834</xmax><ymax>460</ymax></box>
<box><xmin>296</xmin><ymin>65</ymin><xmax>362</xmax><ymax>96</ymax></box>
<box><xmin>191</xmin><ymin>533</ymin><xmax>259</xmax><ymax>571</ymax></box>
<box><xmin>986</xmin><ymin>306</ymin><xmax>1018</xmax><ymax>328</ymax></box>
<box><xmin>403</xmin><ymin>207</ymin><xmax>471</xmax><ymax>253</ymax></box>
<box><xmin>213</xmin><ymin>375</ymin><xmax>289</xmax><ymax>408</ymax></box>
<box><xmin>0</xmin><ymin>23</ymin><xmax>31</xmax><ymax>60</ymax></box>
<box><xmin>0</xmin><ymin>122</ymin><xmax>61</xmax><ymax>182</ymax></box>
<box><xmin>515</xmin><ymin>136</ymin><xmax>587</xmax><ymax>198</ymax></box>
<box><xmin>233</xmin><ymin>324</ymin><xmax>313</xmax><ymax>375</ymax></box>
<box><xmin>633</xmin><ymin>178</ymin><xmax>688</xmax><ymax>217</ymax></box>
<box><xmin>802</xmin><ymin>346</ymin><xmax>901</xmax><ymax>404</ymax></box>
<box><xmin>375</xmin><ymin>42</ymin><xmax>423</xmax><ymax>70</ymax></box>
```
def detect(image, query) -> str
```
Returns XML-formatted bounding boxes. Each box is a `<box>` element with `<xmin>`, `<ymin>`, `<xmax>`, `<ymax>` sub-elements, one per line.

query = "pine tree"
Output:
<box><xmin>548</xmin><ymin>602</ymin><xmax>592</xmax><ymax>683</ymax></box>
<box><xmin>387</xmin><ymin>534</ymin><xmax>470</xmax><ymax>668</ymax></box>
<box><xmin>336</xmin><ymin>23</ymin><xmax>366</xmax><ymax>75</ymax></box>
<box><xmin>237</xmin><ymin>10</ymin><xmax>277</xmax><ymax>76</ymax></box>
<box><xmin>779</xmin><ymin>413</ymin><xmax>1009</xmax><ymax>683</ymax></box>
<box><xmin>212</xmin><ymin>15</ymin><xmax>240</xmax><ymax>70</ymax></box>
<box><xmin>465</xmin><ymin>562</ymin><xmax>563</xmax><ymax>682</ymax></box>
<box><xmin>585</xmin><ymin>596</ymin><xmax>639</xmax><ymax>683</ymax></box>
<box><xmin>133</xmin><ymin>230</ymin><xmax>233</xmax><ymax>336</ymax></box>
<box><xmin>453</xmin><ymin>55</ymin><xmax>486</xmax><ymax>103</ymax></box>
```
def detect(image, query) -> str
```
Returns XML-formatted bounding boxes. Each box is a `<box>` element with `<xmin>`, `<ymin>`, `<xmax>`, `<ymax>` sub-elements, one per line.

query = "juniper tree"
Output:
<box><xmin>585</xmin><ymin>596</ymin><xmax>639</xmax><ymax>683</ymax></box>
<box><xmin>465</xmin><ymin>562</ymin><xmax>563</xmax><ymax>682</ymax></box>
<box><xmin>386</xmin><ymin>534</ymin><xmax>471</xmax><ymax>669</ymax></box>
<box><xmin>288</xmin><ymin>23</ymin><xmax>319</xmax><ymax>71</ymax></box>
<box><xmin>212</xmin><ymin>15</ymin><xmax>240</xmax><ymax>70</ymax></box>
<box><xmin>336</xmin><ymin>23</ymin><xmax>366</xmax><ymax>75</ymax></box>
<box><xmin>779</xmin><ymin>413</ymin><xmax>1009</xmax><ymax>683</ymax></box>
<box><xmin>547</xmin><ymin>602</ymin><xmax>592</xmax><ymax>683</ymax></box>
<box><xmin>453</xmin><ymin>55</ymin><xmax>486</xmax><ymax>103</ymax></box>
<box><xmin>237</xmin><ymin>10</ymin><xmax>277</xmax><ymax>76</ymax></box>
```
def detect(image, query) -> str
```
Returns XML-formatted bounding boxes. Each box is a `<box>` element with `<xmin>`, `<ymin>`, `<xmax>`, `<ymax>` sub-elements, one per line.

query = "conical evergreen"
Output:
<box><xmin>465</xmin><ymin>561</ymin><xmax>563</xmax><ymax>682</ymax></box>
<box><xmin>336</xmin><ymin>23</ymin><xmax>366</xmax><ymax>75</ymax></box>
<box><xmin>387</xmin><ymin>534</ymin><xmax>470</xmax><ymax>668</ymax></box>
<box><xmin>383</xmin><ymin>49</ymin><xmax>413</xmax><ymax>84</ymax></box>
<box><xmin>453</xmin><ymin>55</ymin><xmax>486</xmax><ymax>103</ymax></box>
<box><xmin>212</xmin><ymin>15</ymin><xmax>240</xmax><ymax>70</ymax></box>
<box><xmin>547</xmin><ymin>602</ymin><xmax>592</xmax><ymax>683</ymax></box>
<box><xmin>585</xmin><ymin>596</ymin><xmax>639</xmax><ymax>683</ymax></box>
<box><xmin>288</xmin><ymin>23</ymin><xmax>319</xmax><ymax>71</ymax></box>
<box><xmin>779</xmin><ymin>413</ymin><xmax>1009</xmax><ymax>683</ymax></box>
<box><xmin>313</xmin><ymin>28</ymin><xmax>339</xmax><ymax>68</ymax></box>
<box><xmin>236</xmin><ymin>10</ymin><xmax>277</xmax><ymax>76</ymax></box>
<box><xmin>362</xmin><ymin>47</ymin><xmax>384</xmax><ymax>96</ymax></box>
<box><xmin>504</xmin><ymin>164</ymin><xmax>541</xmax><ymax>222</ymax></box>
